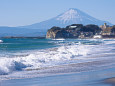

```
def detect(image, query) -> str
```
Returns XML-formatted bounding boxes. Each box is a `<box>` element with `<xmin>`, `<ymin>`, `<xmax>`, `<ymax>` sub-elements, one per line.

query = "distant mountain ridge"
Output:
<box><xmin>0</xmin><ymin>8</ymin><xmax>113</xmax><ymax>37</ymax></box>
<box><xmin>0</xmin><ymin>27</ymin><xmax>45</xmax><ymax>37</ymax></box>
<box><xmin>21</xmin><ymin>8</ymin><xmax>113</xmax><ymax>31</ymax></box>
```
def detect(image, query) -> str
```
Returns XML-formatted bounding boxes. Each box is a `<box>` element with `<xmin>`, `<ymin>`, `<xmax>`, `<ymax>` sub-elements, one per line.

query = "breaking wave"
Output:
<box><xmin>0</xmin><ymin>39</ymin><xmax>115</xmax><ymax>76</ymax></box>
<box><xmin>0</xmin><ymin>40</ymin><xmax>3</xmax><ymax>43</ymax></box>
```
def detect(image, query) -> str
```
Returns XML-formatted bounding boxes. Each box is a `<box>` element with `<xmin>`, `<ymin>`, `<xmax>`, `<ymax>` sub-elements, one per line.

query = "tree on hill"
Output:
<box><xmin>111</xmin><ymin>25</ymin><xmax>115</xmax><ymax>33</ymax></box>
<box><xmin>80</xmin><ymin>24</ymin><xmax>101</xmax><ymax>34</ymax></box>
<box><xmin>48</xmin><ymin>26</ymin><xmax>62</xmax><ymax>32</ymax></box>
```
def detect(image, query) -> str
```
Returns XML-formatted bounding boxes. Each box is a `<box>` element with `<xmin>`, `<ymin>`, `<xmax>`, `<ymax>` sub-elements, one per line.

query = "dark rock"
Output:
<box><xmin>46</xmin><ymin>24</ymin><xmax>101</xmax><ymax>39</ymax></box>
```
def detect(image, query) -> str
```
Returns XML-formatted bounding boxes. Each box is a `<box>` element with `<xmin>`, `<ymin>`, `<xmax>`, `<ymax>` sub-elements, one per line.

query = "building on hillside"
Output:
<box><xmin>69</xmin><ymin>26</ymin><xmax>77</xmax><ymax>29</ymax></box>
<box><xmin>100</xmin><ymin>23</ymin><xmax>109</xmax><ymax>29</ymax></box>
<box><xmin>93</xmin><ymin>35</ymin><xmax>102</xmax><ymax>39</ymax></box>
<box><xmin>100</xmin><ymin>23</ymin><xmax>112</xmax><ymax>35</ymax></box>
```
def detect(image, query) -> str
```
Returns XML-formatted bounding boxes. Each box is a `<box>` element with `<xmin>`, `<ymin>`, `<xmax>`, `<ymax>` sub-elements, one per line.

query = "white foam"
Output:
<box><xmin>0</xmin><ymin>44</ymin><xmax>91</xmax><ymax>74</ymax></box>
<box><xmin>52</xmin><ymin>38</ymin><xmax>65</xmax><ymax>40</ymax></box>
<box><xmin>0</xmin><ymin>39</ymin><xmax>115</xmax><ymax>75</ymax></box>
<box><xmin>0</xmin><ymin>40</ymin><xmax>3</xmax><ymax>43</ymax></box>
<box><xmin>104</xmin><ymin>40</ymin><xmax>115</xmax><ymax>44</ymax></box>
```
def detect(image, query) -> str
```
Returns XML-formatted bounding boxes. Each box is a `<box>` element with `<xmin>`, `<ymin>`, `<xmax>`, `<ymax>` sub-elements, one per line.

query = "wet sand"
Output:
<box><xmin>1</xmin><ymin>60</ymin><xmax>115</xmax><ymax>86</ymax></box>
<box><xmin>0</xmin><ymin>55</ymin><xmax>115</xmax><ymax>86</ymax></box>
<box><xmin>104</xmin><ymin>77</ymin><xmax>115</xmax><ymax>86</ymax></box>
<box><xmin>1</xmin><ymin>67</ymin><xmax>115</xmax><ymax>86</ymax></box>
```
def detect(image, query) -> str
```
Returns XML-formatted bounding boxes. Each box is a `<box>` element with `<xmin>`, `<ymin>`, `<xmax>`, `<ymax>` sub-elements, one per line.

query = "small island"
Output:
<box><xmin>46</xmin><ymin>23</ymin><xmax>115</xmax><ymax>39</ymax></box>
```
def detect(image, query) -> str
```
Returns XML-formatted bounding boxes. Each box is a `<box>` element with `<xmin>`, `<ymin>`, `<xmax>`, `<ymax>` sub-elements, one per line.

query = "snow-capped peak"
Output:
<box><xmin>56</xmin><ymin>8</ymin><xmax>83</xmax><ymax>23</ymax></box>
<box><xmin>21</xmin><ymin>8</ymin><xmax>112</xmax><ymax>31</ymax></box>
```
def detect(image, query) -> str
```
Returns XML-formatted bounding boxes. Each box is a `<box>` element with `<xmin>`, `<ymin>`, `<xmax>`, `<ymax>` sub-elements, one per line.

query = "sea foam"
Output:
<box><xmin>0</xmin><ymin>44</ymin><xmax>91</xmax><ymax>75</ymax></box>
<box><xmin>0</xmin><ymin>39</ymin><xmax>114</xmax><ymax>75</ymax></box>
<box><xmin>0</xmin><ymin>40</ymin><xmax>3</xmax><ymax>43</ymax></box>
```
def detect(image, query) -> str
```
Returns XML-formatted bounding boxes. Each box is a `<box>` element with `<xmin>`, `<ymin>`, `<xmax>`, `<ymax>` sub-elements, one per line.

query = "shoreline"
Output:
<box><xmin>1</xmin><ymin>57</ymin><xmax>115</xmax><ymax>81</ymax></box>
<box><xmin>0</xmin><ymin>39</ymin><xmax>115</xmax><ymax>86</ymax></box>
<box><xmin>1</xmin><ymin>37</ymin><xmax>115</xmax><ymax>39</ymax></box>
<box><xmin>1</xmin><ymin>65</ymin><xmax>115</xmax><ymax>86</ymax></box>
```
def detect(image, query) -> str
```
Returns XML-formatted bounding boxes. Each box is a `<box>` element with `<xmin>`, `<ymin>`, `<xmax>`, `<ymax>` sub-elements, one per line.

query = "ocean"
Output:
<box><xmin>0</xmin><ymin>38</ymin><xmax>115</xmax><ymax>86</ymax></box>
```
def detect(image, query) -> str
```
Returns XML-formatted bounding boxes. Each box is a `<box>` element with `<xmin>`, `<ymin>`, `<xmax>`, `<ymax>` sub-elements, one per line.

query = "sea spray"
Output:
<box><xmin>0</xmin><ymin>44</ymin><xmax>91</xmax><ymax>75</ymax></box>
<box><xmin>0</xmin><ymin>39</ymin><xmax>114</xmax><ymax>79</ymax></box>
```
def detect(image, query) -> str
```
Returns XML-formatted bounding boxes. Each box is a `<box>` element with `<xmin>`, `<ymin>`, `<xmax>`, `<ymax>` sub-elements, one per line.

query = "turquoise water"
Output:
<box><xmin>0</xmin><ymin>38</ymin><xmax>115</xmax><ymax>86</ymax></box>
<box><xmin>0</xmin><ymin>38</ymin><xmax>103</xmax><ymax>50</ymax></box>
<box><xmin>0</xmin><ymin>38</ymin><xmax>103</xmax><ymax>56</ymax></box>
<box><xmin>0</xmin><ymin>38</ymin><xmax>55</xmax><ymax>51</ymax></box>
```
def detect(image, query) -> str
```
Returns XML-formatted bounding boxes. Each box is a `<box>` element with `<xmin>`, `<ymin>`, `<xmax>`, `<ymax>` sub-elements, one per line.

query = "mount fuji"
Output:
<box><xmin>0</xmin><ymin>8</ymin><xmax>113</xmax><ymax>37</ymax></box>
<box><xmin>21</xmin><ymin>8</ymin><xmax>112</xmax><ymax>32</ymax></box>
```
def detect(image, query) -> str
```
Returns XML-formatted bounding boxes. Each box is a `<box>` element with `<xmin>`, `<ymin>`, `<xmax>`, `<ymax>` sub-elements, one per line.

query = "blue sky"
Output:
<box><xmin>0</xmin><ymin>0</ymin><xmax>115</xmax><ymax>27</ymax></box>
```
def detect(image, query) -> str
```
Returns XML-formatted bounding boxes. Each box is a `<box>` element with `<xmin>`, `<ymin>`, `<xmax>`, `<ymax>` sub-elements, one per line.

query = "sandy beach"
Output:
<box><xmin>1</xmin><ymin>67</ymin><xmax>115</xmax><ymax>86</ymax></box>
<box><xmin>0</xmin><ymin>39</ymin><xmax>115</xmax><ymax>86</ymax></box>
<box><xmin>1</xmin><ymin>58</ymin><xmax>115</xmax><ymax>86</ymax></box>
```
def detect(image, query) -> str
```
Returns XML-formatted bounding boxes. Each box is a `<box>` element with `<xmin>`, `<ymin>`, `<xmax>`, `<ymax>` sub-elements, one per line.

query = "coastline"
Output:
<box><xmin>1</xmin><ymin>65</ymin><xmax>115</xmax><ymax>86</ymax></box>
<box><xmin>0</xmin><ymin>56</ymin><xmax>115</xmax><ymax>80</ymax></box>
<box><xmin>0</xmin><ymin>38</ymin><xmax>115</xmax><ymax>86</ymax></box>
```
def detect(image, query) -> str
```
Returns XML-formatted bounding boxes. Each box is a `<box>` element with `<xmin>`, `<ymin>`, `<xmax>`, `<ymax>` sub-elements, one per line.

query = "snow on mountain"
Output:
<box><xmin>55</xmin><ymin>8</ymin><xmax>112</xmax><ymax>25</ymax></box>
<box><xmin>56</xmin><ymin>9</ymin><xmax>80</xmax><ymax>23</ymax></box>
<box><xmin>21</xmin><ymin>8</ymin><xmax>113</xmax><ymax>32</ymax></box>
<box><xmin>0</xmin><ymin>8</ymin><xmax>112</xmax><ymax>37</ymax></box>
<box><xmin>56</xmin><ymin>8</ymin><xmax>86</xmax><ymax>24</ymax></box>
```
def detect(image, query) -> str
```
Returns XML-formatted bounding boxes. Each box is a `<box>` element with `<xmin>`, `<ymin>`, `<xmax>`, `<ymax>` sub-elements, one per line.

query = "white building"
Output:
<box><xmin>69</xmin><ymin>26</ymin><xmax>77</xmax><ymax>29</ymax></box>
<box><xmin>93</xmin><ymin>35</ymin><xmax>102</xmax><ymax>39</ymax></box>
